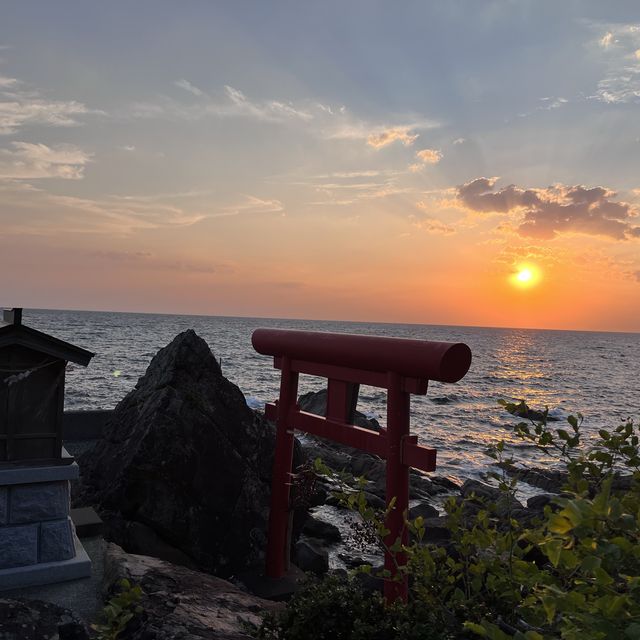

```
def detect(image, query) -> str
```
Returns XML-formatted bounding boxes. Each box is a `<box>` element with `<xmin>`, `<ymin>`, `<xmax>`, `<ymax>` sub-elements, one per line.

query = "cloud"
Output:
<box><xmin>457</xmin><ymin>177</ymin><xmax>640</xmax><ymax>240</ymax></box>
<box><xmin>0</xmin><ymin>142</ymin><xmax>92</xmax><ymax>180</ymax></box>
<box><xmin>306</xmin><ymin>170</ymin><xmax>410</xmax><ymax>206</ymax></box>
<box><xmin>413</xmin><ymin>217</ymin><xmax>455</xmax><ymax>235</ymax></box>
<box><xmin>175</xmin><ymin>78</ymin><xmax>205</xmax><ymax>97</ymax></box>
<box><xmin>0</xmin><ymin>182</ymin><xmax>209</xmax><ymax>236</ymax></box>
<box><xmin>223</xmin><ymin>85</ymin><xmax>313</xmax><ymax>122</ymax></box>
<box><xmin>591</xmin><ymin>23</ymin><xmax>640</xmax><ymax>103</ymax></box>
<box><xmin>0</xmin><ymin>76</ymin><xmax>18</xmax><ymax>89</ymax></box>
<box><xmin>219</xmin><ymin>195</ymin><xmax>284</xmax><ymax>216</ymax></box>
<box><xmin>600</xmin><ymin>32</ymin><xmax>614</xmax><ymax>49</ymax></box>
<box><xmin>132</xmin><ymin>83</ymin><xmax>315</xmax><ymax>125</ymax></box>
<box><xmin>453</xmin><ymin>137</ymin><xmax>465</xmax><ymax>145</ymax></box>
<box><xmin>409</xmin><ymin>148</ymin><xmax>442</xmax><ymax>171</ymax></box>
<box><xmin>367</xmin><ymin>126</ymin><xmax>419</xmax><ymax>149</ymax></box>
<box><xmin>412</xmin><ymin>200</ymin><xmax>456</xmax><ymax>234</ymax></box>
<box><xmin>90</xmin><ymin>249</ymin><xmax>228</xmax><ymax>274</ymax></box>
<box><xmin>0</xmin><ymin>75</ymin><xmax>93</xmax><ymax>135</ymax></box>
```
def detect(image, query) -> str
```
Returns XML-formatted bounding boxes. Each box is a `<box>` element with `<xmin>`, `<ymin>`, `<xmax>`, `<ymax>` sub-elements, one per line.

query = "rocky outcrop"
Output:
<box><xmin>0</xmin><ymin>598</ymin><xmax>89</xmax><ymax>639</ymax></box>
<box><xmin>78</xmin><ymin>330</ymin><xmax>300</xmax><ymax>576</ymax></box>
<box><xmin>103</xmin><ymin>543</ymin><xmax>281</xmax><ymax>640</ymax></box>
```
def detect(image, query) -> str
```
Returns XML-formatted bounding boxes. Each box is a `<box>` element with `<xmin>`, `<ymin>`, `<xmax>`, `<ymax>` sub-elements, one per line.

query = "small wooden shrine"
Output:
<box><xmin>0</xmin><ymin>308</ymin><xmax>93</xmax><ymax>465</ymax></box>
<box><xmin>0</xmin><ymin>308</ymin><xmax>94</xmax><ymax>590</ymax></box>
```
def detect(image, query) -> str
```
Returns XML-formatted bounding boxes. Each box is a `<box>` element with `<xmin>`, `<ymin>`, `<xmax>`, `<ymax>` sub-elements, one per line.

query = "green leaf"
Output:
<box><xmin>541</xmin><ymin>595</ymin><xmax>556</xmax><ymax>623</ymax></box>
<box><xmin>544</xmin><ymin>538</ymin><xmax>563</xmax><ymax>567</ymax></box>
<box><xmin>463</xmin><ymin>622</ymin><xmax>488</xmax><ymax>637</ymax></box>
<box><xmin>548</xmin><ymin>513</ymin><xmax>574</xmax><ymax>535</ymax></box>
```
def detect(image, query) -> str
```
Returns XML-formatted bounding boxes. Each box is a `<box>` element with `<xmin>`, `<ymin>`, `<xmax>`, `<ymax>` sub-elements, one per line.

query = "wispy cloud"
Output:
<box><xmin>89</xmin><ymin>249</ymin><xmax>230</xmax><ymax>275</ymax></box>
<box><xmin>411</xmin><ymin>199</ymin><xmax>456</xmax><ymax>235</ymax></box>
<box><xmin>590</xmin><ymin>23</ymin><xmax>640</xmax><ymax>103</ymax></box>
<box><xmin>219</xmin><ymin>195</ymin><xmax>284</xmax><ymax>216</ymax></box>
<box><xmin>409</xmin><ymin>147</ymin><xmax>442</xmax><ymax>171</ymax></box>
<box><xmin>0</xmin><ymin>142</ymin><xmax>92</xmax><ymax>180</ymax></box>
<box><xmin>223</xmin><ymin>85</ymin><xmax>313</xmax><ymax>122</ymax></box>
<box><xmin>367</xmin><ymin>126</ymin><xmax>419</xmax><ymax>149</ymax></box>
<box><xmin>457</xmin><ymin>177</ymin><xmax>640</xmax><ymax>240</ymax></box>
<box><xmin>0</xmin><ymin>183</ymin><xmax>209</xmax><ymax>236</ymax></box>
<box><xmin>303</xmin><ymin>170</ymin><xmax>410</xmax><ymax>206</ymax></box>
<box><xmin>175</xmin><ymin>78</ymin><xmax>205</xmax><ymax>97</ymax></box>
<box><xmin>132</xmin><ymin>83</ymin><xmax>313</xmax><ymax>124</ymax></box>
<box><xmin>0</xmin><ymin>74</ymin><xmax>93</xmax><ymax>135</ymax></box>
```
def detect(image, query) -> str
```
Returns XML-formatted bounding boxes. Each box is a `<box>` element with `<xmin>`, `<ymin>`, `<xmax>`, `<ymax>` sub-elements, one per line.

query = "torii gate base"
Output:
<box><xmin>253</xmin><ymin>328</ymin><xmax>472</xmax><ymax>603</ymax></box>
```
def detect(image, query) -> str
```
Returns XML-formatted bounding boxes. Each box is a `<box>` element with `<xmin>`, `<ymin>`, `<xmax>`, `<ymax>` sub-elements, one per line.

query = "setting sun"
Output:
<box><xmin>510</xmin><ymin>264</ymin><xmax>542</xmax><ymax>289</ymax></box>
<box><xmin>517</xmin><ymin>269</ymin><xmax>533</xmax><ymax>283</ymax></box>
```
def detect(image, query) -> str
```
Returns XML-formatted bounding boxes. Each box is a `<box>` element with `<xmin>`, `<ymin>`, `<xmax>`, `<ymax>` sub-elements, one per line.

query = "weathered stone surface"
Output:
<box><xmin>0</xmin><ymin>487</ymin><xmax>7</xmax><ymax>525</ymax></box>
<box><xmin>40</xmin><ymin>518</ymin><xmax>75</xmax><ymax>564</ymax></box>
<box><xmin>408</xmin><ymin>502</ymin><xmax>439</xmax><ymax>520</ymax></box>
<box><xmin>78</xmin><ymin>330</ymin><xmax>301</xmax><ymax>576</ymax></box>
<box><xmin>10</xmin><ymin>481</ymin><xmax>70</xmax><ymax>524</ymax></box>
<box><xmin>421</xmin><ymin>516</ymin><xmax>451</xmax><ymax>544</ymax></box>
<box><xmin>0</xmin><ymin>598</ymin><xmax>89</xmax><ymax>640</ymax></box>
<box><xmin>527</xmin><ymin>494</ymin><xmax>554</xmax><ymax>511</ymax></box>
<box><xmin>0</xmin><ymin>524</ymin><xmax>38</xmax><ymax>569</ymax></box>
<box><xmin>103</xmin><ymin>543</ymin><xmax>282</xmax><ymax>640</ymax></box>
<box><xmin>430</xmin><ymin>475</ymin><xmax>461</xmax><ymax>492</ymax></box>
<box><xmin>302</xmin><ymin>514</ymin><xmax>342</xmax><ymax>543</ymax></box>
<box><xmin>293</xmin><ymin>538</ymin><xmax>329</xmax><ymax>575</ymax></box>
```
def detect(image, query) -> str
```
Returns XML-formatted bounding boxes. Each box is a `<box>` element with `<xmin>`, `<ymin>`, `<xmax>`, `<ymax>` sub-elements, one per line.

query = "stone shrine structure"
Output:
<box><xmin>0</xmin><ymin>308</ymin><xmax>94</xmax><ymax>589</ymax></box>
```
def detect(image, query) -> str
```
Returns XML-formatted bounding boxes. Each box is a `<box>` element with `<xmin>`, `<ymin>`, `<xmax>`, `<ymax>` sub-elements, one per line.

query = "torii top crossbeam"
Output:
<box><xmin>252</xmin><ymin>328</ymin><xmax>472</xmax><ymax>602</ymax></box>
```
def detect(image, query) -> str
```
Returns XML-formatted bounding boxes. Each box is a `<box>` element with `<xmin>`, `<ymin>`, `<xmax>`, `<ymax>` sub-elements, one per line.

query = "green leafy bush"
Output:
<box><xmin>255</xmin><ymin>403</ymin><xmax>640</xmax><ymax>640</ymax></box>
<box><xmin>254</xmin><ymin>573</ymin><xmax>454</xmax><ymax>640</ymax></box>
<box><xmin>92</xmin><ymin>578</ymin><xmax>143</xmax><ymax>640</ymax></box>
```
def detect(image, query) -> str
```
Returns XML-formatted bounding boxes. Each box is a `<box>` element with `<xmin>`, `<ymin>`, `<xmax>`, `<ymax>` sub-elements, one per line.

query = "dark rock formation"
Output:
<box><xmin>293</xmin><ymin>538</ymin><xmax>329</xmax><ymax>575</ymax></box>
<box><xmin>421</xmin><ymin>516</ymin><xmax>452</xmax><ymax>543</ymax></box>
<box><xmin>103</xmin><ymin>543</ymin><xmax>281</xmax><ymax>640</ymax></box>
<box><xmin>302</xmin><ymin>514</ymin><xmax>342</xmax><ymax>543</ymax></box>
<box><xmin>408</xmin><ymin>502</ymin><xmax>439</xmax><ymax>520</ymax></box>
<box><xmin>0</xmin><ymin>598</ymin><xmax>89</xmax><ymax>640</ymax></box>
<box><xmin>78</xmin><ymin>330</ymin><xmax>300</xmax><ymax>576</ymax></box>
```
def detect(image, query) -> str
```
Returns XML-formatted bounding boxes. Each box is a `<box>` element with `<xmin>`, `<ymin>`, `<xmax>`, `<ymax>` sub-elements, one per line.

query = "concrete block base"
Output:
<box><xmin>0</xmin><ymin>534</ymin><xmax>90</xmax><ymax>591</ymax></box>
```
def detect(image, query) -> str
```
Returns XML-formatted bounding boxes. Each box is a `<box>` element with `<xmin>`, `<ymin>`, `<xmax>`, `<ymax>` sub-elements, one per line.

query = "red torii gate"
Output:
<box><xmin>252</xmin><ymin>328</ymin><xmax>472</xmax><ymax>602</ymax></box>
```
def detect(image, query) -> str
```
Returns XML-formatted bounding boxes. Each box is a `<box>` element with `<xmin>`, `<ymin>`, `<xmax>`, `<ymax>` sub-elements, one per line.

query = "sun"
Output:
<box><xmin>509</xmin><ymin>264</ymin><xmax>541</xmax><ymax>289</ymax></box>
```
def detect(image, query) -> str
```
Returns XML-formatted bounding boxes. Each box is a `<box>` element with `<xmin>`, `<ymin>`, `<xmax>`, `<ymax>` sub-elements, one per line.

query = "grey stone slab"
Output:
<box><xmin>9</xmin><ymin>481</ymin><xmax>69</xmax><ymax>524</ymax></box>
<box><xmin>0</xmin><ymin>524</ymin><xmax>38</xmax><ymax>570</ymax></box>
<box><xmin>0</xmin><ymin>455</ymin><xmax>78</xmax><ymax>486</ymax></box>
<box><xmin>0</xmin><ymin>534</ymin><xmax>91</xmax><ymax>591</ymax></box>
<box><xmin>40</xmin><ymin>518</ymin><xmax>75</xmax><ymax>563</ymax></box>
<box><xmin>0</xmin><ymin>488</ymin><xmax>7</xmax><ymax>525</ymax></box>
<box><xmin>1</xmin><ymin>536</ymin><xmax>104</xmax><ymax>623</ymax></box>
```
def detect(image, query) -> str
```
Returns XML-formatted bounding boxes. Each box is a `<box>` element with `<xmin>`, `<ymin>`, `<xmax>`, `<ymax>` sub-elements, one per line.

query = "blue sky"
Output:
<box><xmin>1</xmin><ymin>2</ymin><xmax>639</xmax><ymax>329</ymax></box>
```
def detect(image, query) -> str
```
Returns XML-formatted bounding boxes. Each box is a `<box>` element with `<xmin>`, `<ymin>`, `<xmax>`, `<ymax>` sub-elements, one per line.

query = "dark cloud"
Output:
<box><xmin>457</xmin><ymin>178</ymin><xmax>640</xmax><ymax>240</ymax></box>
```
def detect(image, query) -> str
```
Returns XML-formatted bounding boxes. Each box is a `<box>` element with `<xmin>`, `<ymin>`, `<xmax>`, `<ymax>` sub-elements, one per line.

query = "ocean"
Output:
<box><xmin>23</xmin><ymin>308</ymin><xmax>640</xmax><ymax>485</ymax></box>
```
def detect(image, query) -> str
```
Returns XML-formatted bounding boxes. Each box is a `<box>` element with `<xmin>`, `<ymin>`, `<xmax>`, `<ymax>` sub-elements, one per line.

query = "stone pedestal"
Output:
<box><xmin>0</xmin><ymin>450</ymin><xmax>91</xmax><ymax>590</ymax></box>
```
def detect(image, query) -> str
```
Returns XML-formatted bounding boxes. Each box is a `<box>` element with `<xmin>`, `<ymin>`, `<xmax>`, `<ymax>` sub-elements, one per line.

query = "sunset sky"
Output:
<box><xmin>1</xmin><ymin>1</ymin><xmax>639</xmax><ymax>332</ymax></box>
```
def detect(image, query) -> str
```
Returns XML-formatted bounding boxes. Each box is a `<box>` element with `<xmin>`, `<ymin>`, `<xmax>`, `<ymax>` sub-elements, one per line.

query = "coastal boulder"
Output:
<box><xmin>103</xmin><ymin>543</ymin><xmax>282</xmax><ymax>639</ymax></box>
<box><xmin>79</xmin><ymin>329</ymin><xmax>292</xmax><ymax>576</ymax></box>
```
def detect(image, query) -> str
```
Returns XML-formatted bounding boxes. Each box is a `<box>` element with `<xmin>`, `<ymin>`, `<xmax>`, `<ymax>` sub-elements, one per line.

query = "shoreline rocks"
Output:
<box><xmin>103</xmin><ymin>543</ymin><xmax>282</xmax><ymax>640</ymax></box>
